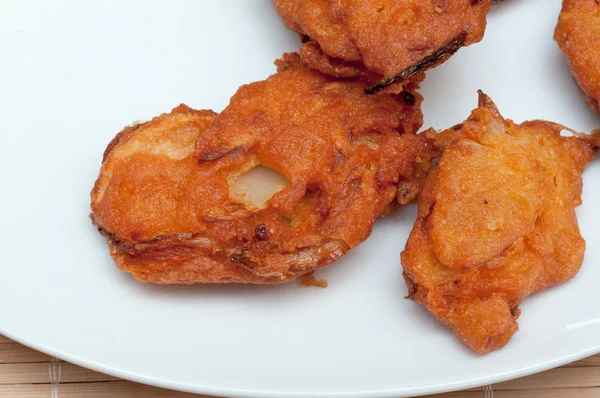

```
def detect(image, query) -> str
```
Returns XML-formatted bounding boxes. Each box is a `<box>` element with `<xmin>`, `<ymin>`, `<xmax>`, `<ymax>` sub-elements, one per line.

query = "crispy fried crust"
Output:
<box><xmin>401</xmin><ymin>92</ymin><xmax>596</xmax><ymax>353</ymax></box>
<box><xmin>555</xmin><ymin>0</ymin><xmax>600</xmax><ymax>114</ymax></box>
<box><xmin>91</xmin><ymin>54</ymin><xmax>434</xmax><ymax>284</ymax></box>
<box><xmin>273</xmin><ymin>0</ymin><xmax>490</xmax><ymax>92</ymax></box>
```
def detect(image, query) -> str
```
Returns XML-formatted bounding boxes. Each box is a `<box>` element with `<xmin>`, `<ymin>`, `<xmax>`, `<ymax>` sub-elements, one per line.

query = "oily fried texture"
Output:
<box><xmin>555</xmin><ymin>0</ymin><xmax>600</xmax><ymax>114</ymax></box>
<box><xmin>402</xmin><ymin>92</ymin><xmax>595</xmax><ymax>353</ymax></box>
<box><xmin>273</xmin><ymin>0</ymin><xmax>490</xmax><ymax>93</ymax></box>
<box><xmin>91</xmin><ymin>54</ymin><xmax>433</xmax><ymax>284</ymax></box>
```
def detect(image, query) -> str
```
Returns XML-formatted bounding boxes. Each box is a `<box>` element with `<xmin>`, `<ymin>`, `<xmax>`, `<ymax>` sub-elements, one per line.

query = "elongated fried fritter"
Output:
<box><xmin>91</xmin><ymin>54</ymin><xmax>433</xmax><ymax>284</ymax></box>
<box><xmin>401</xmin><ymin>92</ymin><xmax>595</xmax><ymax>353</ymax></box>
<box><xmin>273</xmin><ymin>0</ymin><xmax>490</xmax><ymax>93</ymax></box>
<box><xmin>555</xmin><ymin>0</ymin><xmax>600</xmax><ymax>114</ymax></box>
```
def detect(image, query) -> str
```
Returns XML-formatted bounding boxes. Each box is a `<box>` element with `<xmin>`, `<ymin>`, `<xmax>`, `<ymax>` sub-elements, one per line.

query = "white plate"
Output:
<box><xmin>1</xmin><ymin>0</ymin><xmax>599</xmax><ymax>397</ymax></box>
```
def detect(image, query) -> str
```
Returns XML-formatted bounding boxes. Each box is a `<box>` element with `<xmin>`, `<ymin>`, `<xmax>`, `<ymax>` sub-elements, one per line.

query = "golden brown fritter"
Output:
<box><xmin>273</xmin><ymin>0</ymin><xmax>490</xmax><ymax>93</ymax></box>
<box><xmin>555</xmin><ymin>0</ymin><xmax>600</xmax><ymax>114</ymax></box>
<box><xmin>401</xmin><ymin>92</ymin><xmax>595</xmax><ymax>354</ymax></box>
<box><xmin>91</xmin><ymin>54</ymin><xmax>433</xmax><ymax>284</ymax></box>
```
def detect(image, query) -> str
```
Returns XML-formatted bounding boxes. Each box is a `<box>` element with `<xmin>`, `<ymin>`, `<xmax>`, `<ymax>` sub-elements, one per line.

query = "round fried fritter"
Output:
<box><xmin>91</xmin><ymin>54</ymin><xmax>433</xmax><ymax>284</ymax></box>
<box><xmin>555</xmin><ymin>0</ymin><xmax>600</xmax><ymax>114</ymax></box>
<box><xmin>273</xmin><ymin>0</ymin><xmax>490</xmax><ymax>93</ymax></box>
<box><xmin>401</xmin><ymin>92</ymin><xmax>595</xmax><ymax>353</ymax></box>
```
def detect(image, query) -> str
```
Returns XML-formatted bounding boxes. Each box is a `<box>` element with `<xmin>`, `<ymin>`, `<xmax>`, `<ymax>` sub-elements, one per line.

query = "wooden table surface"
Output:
<box><xmin>1</xmin><ymin>334</ymin><xmax>598</xmax><ymax>398</ymax></box>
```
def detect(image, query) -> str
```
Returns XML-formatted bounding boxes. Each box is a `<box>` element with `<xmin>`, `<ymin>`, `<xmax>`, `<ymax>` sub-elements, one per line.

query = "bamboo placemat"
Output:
<box><xmin>1</xmin><ymin>334</ymin><xmax>598</xmax><ymax>398</ymax></box>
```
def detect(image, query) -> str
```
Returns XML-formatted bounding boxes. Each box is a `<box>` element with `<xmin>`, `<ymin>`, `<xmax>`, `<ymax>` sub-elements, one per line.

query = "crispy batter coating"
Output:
<box><xmin>91</xmin><ymin>54</ymin><xmax>433</xmax><ymax>284</ymax></box>
<box><xmin>555</xmin><ymin>0</ymin><xmax>600</xmax><ymax>114</ymax></box>
<box><xmin>273</xmin><ymin>0</ymin><xmax>490</xmax><ymax>93</ymax></box>
<box><xmin>401</xmin><ymin>92</ymin><xmax>595</xmax><ymax>353</ymax></box>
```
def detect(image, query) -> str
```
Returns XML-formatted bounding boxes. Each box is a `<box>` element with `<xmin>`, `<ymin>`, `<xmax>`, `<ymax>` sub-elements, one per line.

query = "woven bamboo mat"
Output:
<box><xmin>1</xmin><ymin>334</ymin><xmax>598</xmax><ymax>398</ymax></box>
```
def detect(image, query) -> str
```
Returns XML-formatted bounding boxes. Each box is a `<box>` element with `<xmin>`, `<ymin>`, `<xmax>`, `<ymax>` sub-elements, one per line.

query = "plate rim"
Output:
<box><xmin>2</xmin><ymin>325</ymin><xmax>599</xmax><ymax>398</ymax></box>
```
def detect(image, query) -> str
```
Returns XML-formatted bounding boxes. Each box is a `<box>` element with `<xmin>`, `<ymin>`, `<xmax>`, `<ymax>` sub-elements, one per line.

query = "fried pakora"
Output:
<box><xmin>91</xmin><ymin>53</ymin><xmax>433</xmax><ymax>284</ymax></box>
<box><xmin>273</xmin><ymin>0</ymin><xmax>490</xmax><ymax>93</ymax></box>
<box><xmin>555</xmin><ymin>0</ymin><xmax>600</xmax><ymax>114</ymax></box>
<box><xmin>401</xmin><ymin>91</ymin><xmax>595</xmax><ymax>353</ymax></box>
